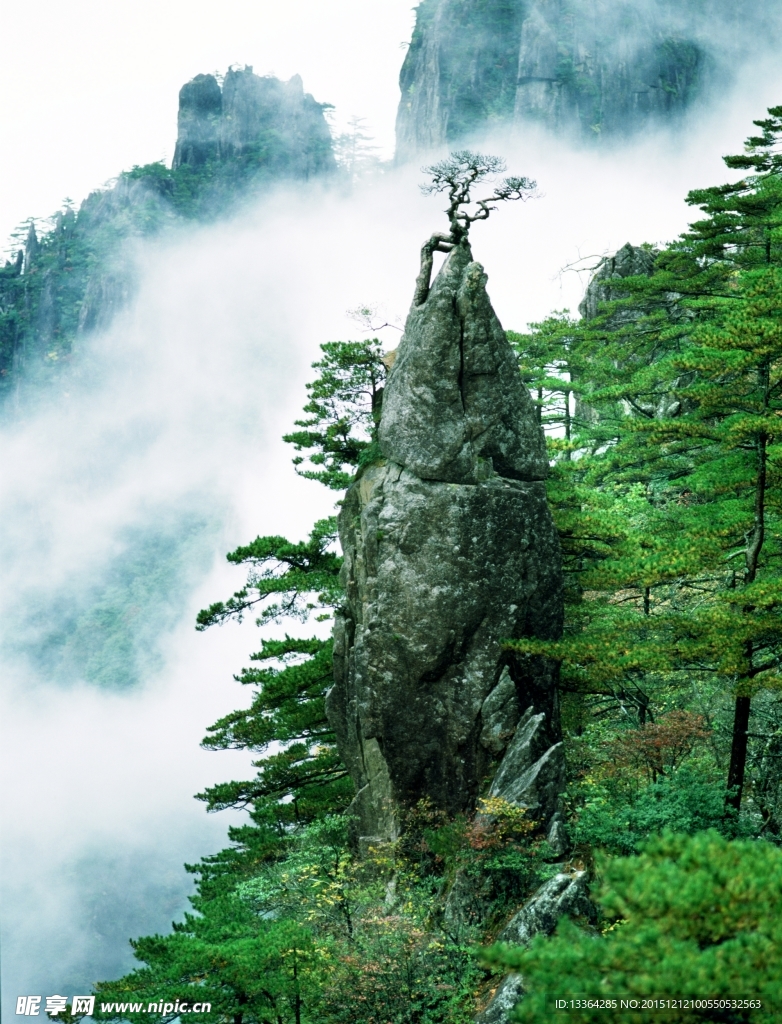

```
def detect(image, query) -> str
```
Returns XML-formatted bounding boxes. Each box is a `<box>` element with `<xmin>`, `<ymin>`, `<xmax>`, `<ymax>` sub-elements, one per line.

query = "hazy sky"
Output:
<box><xmin>0</xmin><ymin>0</ymin><xmax>415</xmax><ymax>246</ymax></box>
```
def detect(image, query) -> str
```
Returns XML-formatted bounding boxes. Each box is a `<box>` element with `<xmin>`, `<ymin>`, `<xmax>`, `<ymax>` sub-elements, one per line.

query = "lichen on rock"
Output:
<box><xmin>380</xmin><ymin>243</ymin><xmax>548</xmax><ymax>484</ymax></box>
<box><xmin>326</xmin><ymin>241</ymin><xmax>563</xmax><ymax>846</ymax></box>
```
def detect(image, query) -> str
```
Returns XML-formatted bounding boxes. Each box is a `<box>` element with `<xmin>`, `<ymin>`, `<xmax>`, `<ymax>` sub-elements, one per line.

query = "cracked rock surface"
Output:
<box><xmin>475</xmin><ymin>872</ymin><xmax>596</xmax><ymax>1024</ymax></box>
<box><xmin>326</xmin><ymin>243</ymin><xmax>563</xmax><ymax>842</ymax></box>
<box><xmin>380</xmin><ymin>243</ymin><xmax>548</xmax><ymax>485</ymax></box>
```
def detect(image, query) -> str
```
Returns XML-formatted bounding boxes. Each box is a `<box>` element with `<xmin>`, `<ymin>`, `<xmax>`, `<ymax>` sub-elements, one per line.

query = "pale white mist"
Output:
<box><xmin>0</xmin><ymin>0</ymin><xmax>416</xmax><ymax>245</ymax></box>
<box><xmin>4</xmin><ymin>47</ymin><xmax>782</xmax><ymax>1013</ymax></box>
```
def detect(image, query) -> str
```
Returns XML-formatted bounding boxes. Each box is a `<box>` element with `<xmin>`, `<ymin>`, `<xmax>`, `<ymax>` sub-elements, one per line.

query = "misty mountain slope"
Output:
<box><xmin>0</xmin><ymin>66</ymin><xmax>335</xmax><ymax>406</ymax></box>
<box><xmin>0</xmin><ymin>67</ymin><xmax>337</xmax><ymax>693</ymax></box>
<box><xmin>174</xmin><ymin>67</ymin><xmax>335</xmax><ymax>179</ymax></box>
<box><xmin>395</xmin><ymin>0</ymin><xmax>780</xmax><ymax>159</ymax></box>
<box><xmin>9</xmin><ymin>512</ymin><xmax>219</xmax><ymax>689</ymax></box>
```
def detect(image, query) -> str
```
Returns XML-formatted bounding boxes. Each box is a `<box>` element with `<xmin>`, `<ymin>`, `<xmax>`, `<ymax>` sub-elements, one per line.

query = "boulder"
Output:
<box><xmin>172</xmin><ymin>73</ymin><xmax>223</xmax><ymax>169</ymax></box>
<box><xmin>476</xmin><ymin>871</ymin><xmax>597</xmax><ymax>1023</ymax></box>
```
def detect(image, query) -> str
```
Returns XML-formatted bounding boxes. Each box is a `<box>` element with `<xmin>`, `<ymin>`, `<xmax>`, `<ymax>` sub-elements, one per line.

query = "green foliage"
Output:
<box><xmin>508</xmin><ymin>312</ymin><xmax>581</xmax><ymax>452</ymax></box>
<box><xmin>193</xmin><ymin>515</ymin><xmax>349</xmax><ymax>827</ymax></box>
<box><xmin>283</xmin><ymin>340</ymin><xmax>387</xmax><ymax>490</ymax></box>
<box><xmin>197</xmin><ymin>635</ymin><xmax>352</xmax><ymax>824</ymax></box>
<box><xmin>123</xmin><ymin>160</ymin><xmax>223</xmax><ymax>220</ymax></box>
<box><xmin>317</xmin><ymin>922</ymin><xmax>479</xmax><ymax>1024</ymax></box>
<box><xmin>561</xmin><ymin>708</ymin><xmax>763</xmax><ymax>854</ymax></box>
<box><xmin>122</xmin><ymin>152</ymin><xmax>285</xmax><ymax>221</ymax></box>
<box><xmin>236</xmin><ymin>817</ymin><xmax>483</xmax><ymax>1024</ymax></box>
<box><xmin>506</xmin><ymin>106</ymin><xmax>782</xmax><ymax>827</ymax></box>
<box><xmin>94</xmin><ymin>887</ymin><xmax>319</xmax><ymax>1024</ymax></box>
<box><xmin>196</xmin><ymin>517</ymin><xmax>342</xmax><ymax>630</ymax></box>
<box><xmin>572</xmin><ymin>768</ymin><xmax>755</xmax><ymax>856</ymax></box>
<box><xmin>1</xmin><ymin>209</ymin><xmax>94</xmax><ymax>391</ymax></box>
<box><xmin>484</xmin><ymin>832</ymin><xmax>782</xmax><ymax>1022</ymax></box>
<box><xmin>0</xmin><ymin>248</ymin><xmax>24</xmax><ymax>391</ymax></box>
<box><xmin>94</xmin><ymin>816</ymin><xmax>482</xmax><ymax>1024</ymax></box>
<box><xmin>92</xmin><ymin>815</ymin><xmax>318</xmax><ymax>1023</ymax></box>
<box><xmin>92</xmin><ymin>102</ymin><xmax>782</xmax><ymax>1024</ymax></box>
<box><xmin>402</xmin><ymin>797</ymin><xmax>547</xmax><ymax>926</ymax></box>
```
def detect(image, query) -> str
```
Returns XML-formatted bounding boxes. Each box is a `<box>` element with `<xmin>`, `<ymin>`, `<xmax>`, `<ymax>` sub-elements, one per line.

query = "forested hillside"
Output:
<box><xmin>0</xmin><ymin>66</ymin><xmax>334</xmax><ymax>406</ymax></box>
<box><xmin>82</xmin><ymin>109</ymin><xmax>782</xmax><ymax>1024</ymax></box>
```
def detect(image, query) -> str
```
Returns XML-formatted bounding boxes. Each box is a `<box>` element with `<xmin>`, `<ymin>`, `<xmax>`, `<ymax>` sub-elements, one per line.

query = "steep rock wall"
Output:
<box><xmin>173</xmin><ymin>67</ymin><xmax>335</xmax><ymax>179</ymax></box>
<box><xmin>327</xmin><ymin>244</ymin><xmax>563</xmax><ymax>843</ymax></box>
<box><xmin>396</xmin><ymin>0</ymin><xmax>775</xmax><ymax>159</ymax></box>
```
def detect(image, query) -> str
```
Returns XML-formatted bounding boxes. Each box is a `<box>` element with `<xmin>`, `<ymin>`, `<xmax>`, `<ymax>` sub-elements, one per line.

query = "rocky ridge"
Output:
<box><xmin>1</xmin><ymin>67</ymin><xmax>335</xmax><ymax>403</ymax></box>
<box><xmin>173</xmin><ymin>67</ymin><xmax>335</xmax><ymax>180</ymax></box>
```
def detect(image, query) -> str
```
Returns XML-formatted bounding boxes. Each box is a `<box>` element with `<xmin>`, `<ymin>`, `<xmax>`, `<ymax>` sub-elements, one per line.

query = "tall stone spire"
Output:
<box><xmin>380</xmin><ymin>242</ymin><xmax>548</xmax><ymax>484</ymax></box>
<box><xmin>326</xmin><ymin>243</ymin><xmax>564</xmax><ymax>846</ymax></box>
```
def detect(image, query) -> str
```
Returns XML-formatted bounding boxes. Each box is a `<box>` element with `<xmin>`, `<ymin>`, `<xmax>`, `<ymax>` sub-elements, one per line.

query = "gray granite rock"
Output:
<box><xmin>545</xmin><ymin>812</ymin><xmax>571</xmax><ymax>859</ymax></box>
<box><xmin>475</xmin><ymin>974</ymin><xmax>525</xmax><ymax>1024</ymax></box>
<box><xmin>395</xmin><ymin>0</ymin><xmax>773</xmax><ymax>159</ymax></box>
<box><xmin>498</xmin><ymin>870</ymin><xmax>595</xmax><ymax>946</ymax></box>
<box><xmin>328</xmin><ymin>462</ymin><xmax>562</xmax><ymax>838</ymax></box>
<box><xmin>327</xmin><ymin>244</ymin><xmax>563</xmax><ymax>842</ymax></box>
<box><xmin>575</xmin><ymin>244</ymin><xmax>689</xmax><ymax>425</ymax></box>
<box><xmin>476</xmin><ymin>871</ymin><xmax>596</xmax><ymax>1023</ymax></box>
<box><xmin>488</xmin><ymin>707</ymin><xmax>546</xmax><ymax>797</ymax></box>
<box><xmin>379</xmin><ymin>244</ymin><xmax>548</xmax><ymax>485</ymax></box>
<box><xmin>488</xmin><ymin>707</ymin><xmax>565</xmax><ymax>829</ymax></box>
<box><xmin>480</xmin><ymin>667</ymin><xmax>521</xmax><ymax>755</ymax></box>
<box><xmin>173</xmin><ymin>67</ymin><xmax>335</xmax><ymax>177</ymax></box>
<box><xmin>578</xmin><ymin>243</ymin><xmax>658</xmax><ymax>321</ymax></box>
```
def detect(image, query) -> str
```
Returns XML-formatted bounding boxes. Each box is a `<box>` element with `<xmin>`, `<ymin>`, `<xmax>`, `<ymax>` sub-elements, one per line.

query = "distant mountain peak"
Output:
<box><xmin>395</xmin><ymin>0</ymin><xmax>779</xmax><ymax>158</ymax></box>
<box><xmin>173</xmin><ymin>66</ymin><xmax>335</xmax><ymax>180</ymax></box>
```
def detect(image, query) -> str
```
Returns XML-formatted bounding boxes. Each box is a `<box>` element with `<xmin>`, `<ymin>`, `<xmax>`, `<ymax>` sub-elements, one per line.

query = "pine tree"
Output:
<box><xmin>88</xmin><ymin>341</ymin><xmax>390</xmax><ymax>1022</ymax></box>
<box><xmin>484</xmin><ymin>831</ymin><xmax>782</xmax><ymax>1022</ymax></box>
<box><xmin>282</xmin><ymin>340</ymin><xmax>387</xmax><ymax>491</ymax></box>
<box><xmin>509</xmin><ymin>108</ymin><xmax>782</xmax><ymax>819</ymax></box>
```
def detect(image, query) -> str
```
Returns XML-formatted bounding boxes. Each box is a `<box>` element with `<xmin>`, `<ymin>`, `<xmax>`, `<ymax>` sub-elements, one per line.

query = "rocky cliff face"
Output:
<box><xmin>327</xmin><ymin>243</ymin><xmax>563</xmax><ymax>844</ymax></box>
<box><xmin>1</xmin><ymin>68</ymin><xmax>335</xmax><ymax>403</ymax></box>
<box><xmin>395</xmin><ymin>0</ymin><xmax>775</xmax><ymax>159</ymax></box>
<box><xmin>173</xmin><ymin>67</ymin><xmax>335</xmax><ymax>180</ymax></box>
